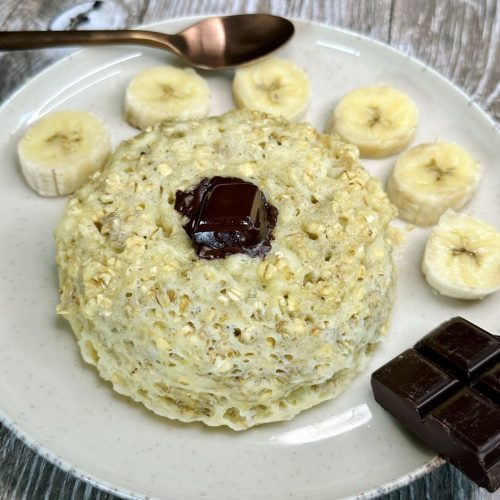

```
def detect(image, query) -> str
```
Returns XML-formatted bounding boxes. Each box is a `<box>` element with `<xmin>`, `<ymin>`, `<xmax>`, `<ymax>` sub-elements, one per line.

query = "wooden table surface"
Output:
<box><xmin>0</xmin><ymin>1</ymin><xmax>498</xmax><ymax>499</ymax></box>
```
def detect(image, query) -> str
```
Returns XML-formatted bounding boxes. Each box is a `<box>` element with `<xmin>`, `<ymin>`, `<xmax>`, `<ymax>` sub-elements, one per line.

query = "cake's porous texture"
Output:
<box><xmin>56</xmin><ymin>110</ymin><xmax>397</xmax><ymax>430</ymax></box>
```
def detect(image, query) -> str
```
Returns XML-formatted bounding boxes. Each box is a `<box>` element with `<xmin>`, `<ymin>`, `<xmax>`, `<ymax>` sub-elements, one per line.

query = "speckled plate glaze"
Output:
<box><xmin>0</xmin><ymin>16</ymin><xmax>499</xmax><ymax>500</ymax></box>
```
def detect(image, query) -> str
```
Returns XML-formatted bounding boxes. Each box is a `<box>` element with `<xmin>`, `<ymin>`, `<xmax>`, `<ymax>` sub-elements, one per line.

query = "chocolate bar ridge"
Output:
<box><xmin>371</xmin><ymin>317</ymin><xmax>500</xmax><ymax>492</ymax></box>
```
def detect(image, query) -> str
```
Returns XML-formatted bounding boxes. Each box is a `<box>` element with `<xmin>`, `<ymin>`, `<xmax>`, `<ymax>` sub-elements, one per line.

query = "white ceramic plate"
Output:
<box><xmin>0</xmin><ymin>16</ymin><xmax>498</xmax><ymax>500</ymax></box>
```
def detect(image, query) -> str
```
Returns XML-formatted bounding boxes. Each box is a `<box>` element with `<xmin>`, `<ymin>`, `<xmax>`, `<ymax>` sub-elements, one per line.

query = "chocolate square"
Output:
<box><xmin>370</xmin><ymin>349</ymin><xmax>460</xmax><ymax>420</ymax></box>
<box><xmin>175</xmin><ymin>176</ymin><xmax>278</xmax><ymax>259</ymax></box>
<box><xmin>195</xmin><ymin>181</ymin><xmax>262</xmax><ymax>232</ymax></box>
<box><xmin>415</xmin><ymin>317</ymin><xmax>500</xmax><ymax>382</ymax></box>
<box><xmin>427</xmin><ymin>388</ymin><xmax>500</xmax><ymax>485</ymax></box>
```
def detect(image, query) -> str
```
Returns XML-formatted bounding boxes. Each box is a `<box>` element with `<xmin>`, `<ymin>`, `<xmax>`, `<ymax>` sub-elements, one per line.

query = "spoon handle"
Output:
<box><xmin>0</xmin><ymin>30</ymin><xmax>176</xmax><ymax>52</ymax></box>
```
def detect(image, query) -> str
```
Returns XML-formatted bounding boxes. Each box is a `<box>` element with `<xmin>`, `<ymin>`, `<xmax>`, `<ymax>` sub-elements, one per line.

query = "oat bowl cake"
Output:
<box><xmin>55</xmin><ymin>109</ymin><xmax>397</xmax><ymax>430</ymax></box>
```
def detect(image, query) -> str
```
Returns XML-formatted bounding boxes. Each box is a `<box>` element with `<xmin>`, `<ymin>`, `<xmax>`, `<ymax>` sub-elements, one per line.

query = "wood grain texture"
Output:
<box><xmin>390</xmin><ymin>0</ymin><xmax>499</xmax><ymax>121</ymax></box>
<box><xmin>0</xmin><ymin>1</ymin><xmax>498</xmax><ymax>499</ymax></box>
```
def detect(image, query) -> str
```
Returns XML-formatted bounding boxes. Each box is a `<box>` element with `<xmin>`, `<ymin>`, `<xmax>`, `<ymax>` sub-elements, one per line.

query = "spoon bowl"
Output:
<box><xmin>174</xmin><ymin>14</ymin><xmax>295</xmax><ymax>69</ymax></box>
<box><xmin>0</xmin><ymin>14</ymin><xmax>295</xmax><ymax>70</ymax></box>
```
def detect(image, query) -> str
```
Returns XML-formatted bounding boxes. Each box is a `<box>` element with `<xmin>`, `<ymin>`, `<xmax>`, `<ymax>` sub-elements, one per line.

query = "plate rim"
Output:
<box><xmin>0</xmin><ymin>13</ymin><xmax>496</xmax><ymax>500</ymax></box>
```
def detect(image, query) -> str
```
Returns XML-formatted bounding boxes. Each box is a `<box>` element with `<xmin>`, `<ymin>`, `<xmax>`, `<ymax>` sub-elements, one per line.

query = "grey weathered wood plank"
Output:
<box><xmin>0</xmin><ymin>1</ymin><xmax>498</xmax><ymax>499</ymax></box>
<box><xmin>390</xmin><ymin>0</ymin><xmax>499</xmax><ymax>121</ymax></box>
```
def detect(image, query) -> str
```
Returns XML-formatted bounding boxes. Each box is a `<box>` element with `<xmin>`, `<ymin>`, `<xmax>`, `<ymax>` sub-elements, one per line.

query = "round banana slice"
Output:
<box><xmin>386</xmin><ymin>141</ymin><xmax>481</xmax><ymax>227</ymax></box>
<box><xmin>422</xmin><ymin>210</ymin><xmax>500</xmax><ymax>300</ymax></box>
<box><xmin>18</xmin><ymin>110</ymin><xmax>111</xmax><ymax>197</ymax></box>
<box><xmin>232</xmin><ymin>57</ymin><xmax>311</xmax><ymax>121</ymax></box>
<box><xmin>329</xmin><ymin>85</ymin><xmax>418</xmax><ymax>158</ymax></box>
<box><xmin>124</xmin><ymin>66</ymin><xmax>211</xmax><ymax>130</ymax></box>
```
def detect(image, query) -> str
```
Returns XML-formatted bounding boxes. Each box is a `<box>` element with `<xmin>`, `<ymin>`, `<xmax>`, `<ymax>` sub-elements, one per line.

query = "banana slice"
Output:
<box><xmin>232</xmin><ymin>57</ymin><xmax>311</xmax><ymax>121</ymax></box>
<box><xmin>328</xmin><ymin>85</ymin><xmax>418</xmax><ymax>158</ymax></box>
<box><xmin>386</xmin><ymin>141</ymin><xmax>481</xmax><ymax>227</ymax></box>
<box><xmin>422</xmin><ymin>210</ymin><xmax>500</xmax><ymax>300</ymax></box>
<box><xmin>125</xmin><ymin>66</ymin><xmax>211</xmax><ymax>130</ymax></box>
<box><xmin>18</xmin><ymin>110</ymin><xmax>111</xmax><ymax>197</ymax></box>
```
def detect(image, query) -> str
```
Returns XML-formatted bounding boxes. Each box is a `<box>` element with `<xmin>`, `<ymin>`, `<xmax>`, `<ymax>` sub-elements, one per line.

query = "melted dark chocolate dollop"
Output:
<box><xmin>175</xmin><ymin>177</ymin><xmax>278</xmax><ymax>259</ymax></box>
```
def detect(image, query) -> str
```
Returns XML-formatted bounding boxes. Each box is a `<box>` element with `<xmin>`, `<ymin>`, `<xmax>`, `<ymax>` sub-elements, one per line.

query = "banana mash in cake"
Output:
<box><xmin>55</xmin><ymin>110</ymin><xmax>397</xmax><ymax>430</ymax></box>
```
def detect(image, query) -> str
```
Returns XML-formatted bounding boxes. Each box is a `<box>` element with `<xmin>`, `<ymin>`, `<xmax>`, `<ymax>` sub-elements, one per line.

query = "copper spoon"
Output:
<box><xmin>0</xmin><ymin>14</ymin><xmax>294</xmax><ymax>70</ymax></box>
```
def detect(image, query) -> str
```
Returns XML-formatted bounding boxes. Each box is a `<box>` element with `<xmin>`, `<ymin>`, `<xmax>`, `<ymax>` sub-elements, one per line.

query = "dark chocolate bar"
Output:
<box><xmin>371</xmin><ymin>317</ymin><xmax>500</xmax><ymax>492</ymax></box>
